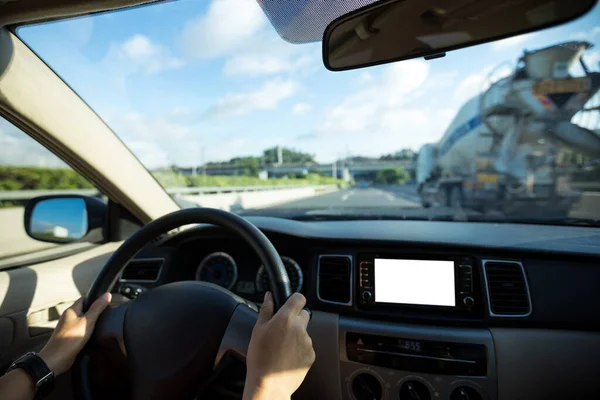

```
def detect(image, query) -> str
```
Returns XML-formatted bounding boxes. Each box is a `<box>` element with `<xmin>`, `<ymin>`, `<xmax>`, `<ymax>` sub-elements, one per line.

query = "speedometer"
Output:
<box><xmin>255</xmin><ymin>256</ymin><xmax>303</xmax><ymax>294</ymax></box>
<box><xmin>196</xmin><ymin>252</ymin><xmax>238</xmax><ymax>290</ymax></box>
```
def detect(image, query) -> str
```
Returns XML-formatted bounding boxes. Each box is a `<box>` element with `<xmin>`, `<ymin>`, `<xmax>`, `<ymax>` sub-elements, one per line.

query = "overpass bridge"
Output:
<box><xmin>177</xmin><ymin>160</ymin><xmax>416</xmax><ymax>180</ymax></box>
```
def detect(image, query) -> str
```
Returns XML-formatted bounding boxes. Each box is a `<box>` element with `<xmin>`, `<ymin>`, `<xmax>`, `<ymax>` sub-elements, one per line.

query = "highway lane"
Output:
<box><xmin>263</xmin><ymin>186</ymin><xmax>421</xmax><ymax>210</ymax></box>
<box><xmin>239</xmin><ymin>185</ymin><xmax>465</xmax><ymax>219</ymax></box>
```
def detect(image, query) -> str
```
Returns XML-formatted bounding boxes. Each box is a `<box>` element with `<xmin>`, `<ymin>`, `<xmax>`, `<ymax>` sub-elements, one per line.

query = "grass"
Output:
<box><xmin>0</xmin><ymin>167</ymin><xmax>345</xmax><ymax>207</ymax></box>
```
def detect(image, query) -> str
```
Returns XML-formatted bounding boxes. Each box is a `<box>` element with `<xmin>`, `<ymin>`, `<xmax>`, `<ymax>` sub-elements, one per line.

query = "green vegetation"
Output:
<box><xmin>154</xmin><ymin>172</ymin><xmax>343</xmax><ymax>188</ymax></box>
<box><xmin>205</xmin><ymin>147</ymin><xmax>316</xmax><ymax>171</ymax></box>
<box><xmin>374</xmin><ymin>167</ymin><xmax>410</xmax><ymax>185</ymax></box>
<box><xmin>0</xmin><ymin>166</ymin><xmax>94</xmax><ymax>191</ymax></box>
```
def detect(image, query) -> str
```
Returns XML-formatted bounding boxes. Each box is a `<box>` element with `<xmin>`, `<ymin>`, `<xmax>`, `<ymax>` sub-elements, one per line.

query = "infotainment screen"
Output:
<box><xmin>374</xmin><ymin>258</ymin><xmax>456</xmax><ymax>307</ymax></box>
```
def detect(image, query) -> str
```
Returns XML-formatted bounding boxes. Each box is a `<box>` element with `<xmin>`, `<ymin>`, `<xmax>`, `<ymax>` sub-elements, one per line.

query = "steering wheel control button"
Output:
<box><xmin>120</xmin><ymin>284</ymin><xmax>146</xmax><ymax>300</ymax></box>
<box><xmin>463</xmin><ymin>296</ymin><xmax>475</xmax><ymax>307</ymax></box>
<box><xmin>399</xmin><ymin>380</ymin><xmax>431</xmax><ymax>400</ymax></box>
<box><xmin>361</xmin><ymin>290</ymin><xmax>373</xmax><ymax>302</ymax></box>
<box><xmin>351</xmin><ymin>372</ymin><xmax>383</xmax><ymax>400</ymax></box>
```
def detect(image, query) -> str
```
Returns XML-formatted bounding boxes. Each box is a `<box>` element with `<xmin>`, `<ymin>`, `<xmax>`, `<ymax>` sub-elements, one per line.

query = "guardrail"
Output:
<box><xmin>0</xmin><ymin>185</ymin><xmax>339</xmax><ymax>201</ymax></box>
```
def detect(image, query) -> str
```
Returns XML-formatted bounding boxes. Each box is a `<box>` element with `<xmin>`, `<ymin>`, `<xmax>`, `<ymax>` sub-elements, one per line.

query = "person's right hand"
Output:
<box><xmin>243</xmin><ymin>292</ymin><xmax>315</xmax><ymax>400</ymax></box>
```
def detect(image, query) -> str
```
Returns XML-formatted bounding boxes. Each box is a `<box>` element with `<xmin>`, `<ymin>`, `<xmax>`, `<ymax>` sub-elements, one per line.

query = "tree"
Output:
<box><xmin>380</xmin><ymin>148</ymin><xmax>416</xmax><ymax>161</ymax></box>
<box><xmin>374</xmin><ymin>167</ymin><xmax>410</xmax><ymax>184</ymax></box>
<box><xmin>231</xmin><ymin>157</ymin><xmax>260</xmax><ymax>176</ymax></box>
<box><xmin>263</xmin><ymin>147</ymin><xmax>315</xmax><ymax>165</ymax></box>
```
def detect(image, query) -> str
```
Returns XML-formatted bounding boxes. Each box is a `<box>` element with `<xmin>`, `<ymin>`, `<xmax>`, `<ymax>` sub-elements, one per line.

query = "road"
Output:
<box><xmin>241</xmin><ymin>184</ymin><xmax>600</xmax><ymax>221</ymax></box>
<box><xmin>240</xmin><ymin>185</ymin><xmax>464</xmax><ymax>219</ymax></box>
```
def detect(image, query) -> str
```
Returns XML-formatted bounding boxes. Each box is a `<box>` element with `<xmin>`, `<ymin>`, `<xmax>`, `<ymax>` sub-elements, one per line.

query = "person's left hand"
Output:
<box><xmin>39</xmin><ymin>293</ymin><xmax>112</xmax><ymax>375</ymax></box>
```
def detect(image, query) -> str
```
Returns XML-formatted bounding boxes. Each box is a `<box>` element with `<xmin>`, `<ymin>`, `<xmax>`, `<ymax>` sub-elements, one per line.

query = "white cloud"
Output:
<box><xmin>492</xmin><ymin>33</ymin><xmax>536</xmax><ymax>50</ymax></box>
<box><xmin>115</xmin><ymin>34</ymin><xmax>185</xmax><ymax>74</ymax></box>
<box><xmin>317</xmin><ymin>60</ymin><xmax>430</xmax><ymax>134</ymax></box>
<box><xmin>304</xmin><ymin>60</ymin><xmax>456</xmax><ymax>160</ymax></box>
<box><xmin>583</xmin><ymin>50</ymin><xmax>600</xmax><ymax>69</ymax></box>
<box><xmin>204</xmin><ymin>79</ymin><xmax>299</xmax><ymax>119</ymax></box>
<box><xmin>569</xmin><ymin>32</ymin><xmax>589</xmax><ymax>40</ymax></box>
<box><xmin>126</xmin><ymin>141</ymin><xmax>170</xmax><ymax>170</ymax></box>
<box><xmin>0</xmin><ymin>119</ymin><xmax>66</xmax><ymax>167</ymax></box>
<box><xmin>356</xmin><ymin>72</ymin><xmax>374</xmax><ymax>84</ymax></box>
<box><xmin>292</xmin><ymin>103</ymin><xmax>313</xmax><ymax>115</ymax></box>
<box><xmin>569</xmin><ymin>26</ymin><xmax>600</xmax><ymax>40</ymax></box>
<box><xmin>452</xmin><ymin>64</ymin><xmax>513</xmax><ymax>104</ymax></box>
<box><xmin>180</xmin><ymin>0</ymin><xmax>265</xmax><ymax>59</ymax></box>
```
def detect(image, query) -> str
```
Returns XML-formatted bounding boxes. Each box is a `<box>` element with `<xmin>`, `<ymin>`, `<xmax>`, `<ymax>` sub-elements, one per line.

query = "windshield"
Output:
<box><xmin>15</xmin><ymin>0</ymin><xmax>600</xmax><ymax>225</ymax></box>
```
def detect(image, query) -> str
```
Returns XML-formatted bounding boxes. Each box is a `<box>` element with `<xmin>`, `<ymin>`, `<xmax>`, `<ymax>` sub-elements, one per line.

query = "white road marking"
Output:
<box><xmin>373</xmin><ymin>189</ymin><xmax>396</xmax><ymax>201</ymax></box>
<box><xmin>341</xmin><ymin>190</ymin><xmax>355</xmax><ymax>201</ymax></box>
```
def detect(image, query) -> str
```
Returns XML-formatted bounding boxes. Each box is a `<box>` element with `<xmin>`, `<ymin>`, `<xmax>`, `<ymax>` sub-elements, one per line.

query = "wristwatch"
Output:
<box><xmin>7</xmin><ymin>352</ymin><xmax>55</xmax><ymax>399</ymax></box>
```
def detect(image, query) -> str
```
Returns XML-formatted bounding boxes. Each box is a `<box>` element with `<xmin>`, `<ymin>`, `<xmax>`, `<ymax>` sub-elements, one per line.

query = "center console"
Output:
<box><xmin>339</xmin><ymin>317</ymin><xmax>497</xmax><ymax>400</ymax></box>
<box><xmin>337</xmin><ymin>253</ymin><xmax>495</xmax><ymax>400</ymax></box>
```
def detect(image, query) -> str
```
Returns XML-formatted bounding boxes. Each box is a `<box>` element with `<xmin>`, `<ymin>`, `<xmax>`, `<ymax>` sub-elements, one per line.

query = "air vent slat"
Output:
<box><xmin>318</xmin><ymin>255</ymin><xmax>351</xmax><ymax>305</ymax></box>
<box><xmin>121</xmin><ymin>258</ymin><xmax>163</xmax><ymax>282</ymax></box>
<box><xmin>484</xmin><ymin>261</ymin><xmax>531</xmax><ymax>316</ymax></box>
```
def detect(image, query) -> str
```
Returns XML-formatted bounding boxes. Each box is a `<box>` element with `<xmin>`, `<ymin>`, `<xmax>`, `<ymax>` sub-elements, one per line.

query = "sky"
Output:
<box><xmin>1</xmin><ymin>0</ymin><xmax>599</xmax><ymax>170</ymax></box>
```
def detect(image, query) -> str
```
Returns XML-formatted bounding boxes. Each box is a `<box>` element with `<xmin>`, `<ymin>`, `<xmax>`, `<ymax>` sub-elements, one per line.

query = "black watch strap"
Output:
<box><xmin>7</xmin><ymin>352</ymin><xmax>55</xmax><ymax>399</ymax></box>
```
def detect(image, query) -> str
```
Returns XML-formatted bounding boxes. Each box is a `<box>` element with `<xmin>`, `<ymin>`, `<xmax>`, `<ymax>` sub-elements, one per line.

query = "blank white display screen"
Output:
<box><xmin>374</xmin><ymin>259</ymin><xmax>456</xmax><ymax>307</ymax></box>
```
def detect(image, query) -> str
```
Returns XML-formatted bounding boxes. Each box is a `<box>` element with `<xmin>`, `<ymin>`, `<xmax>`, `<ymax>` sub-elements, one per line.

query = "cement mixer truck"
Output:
<box><xmin>417</xmin><ymin>41</ymin><xmax>600</xmax><ymax>216</ymax></box>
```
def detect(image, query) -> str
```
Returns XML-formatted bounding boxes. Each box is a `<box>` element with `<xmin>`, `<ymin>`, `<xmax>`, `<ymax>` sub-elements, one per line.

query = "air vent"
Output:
<box><xmin>318</xmin><ymin>255</ymin><xmax>352</xmax><ymax>305</ymax></box>
<box><xmin>483</xmin><ymin>260</ymin><xmax>531</xmax><ymax>316</ymax></box>
<box><xmin>120</xmin><ymin>258</ymin><xmax>164</xmax><ymax>282</ymax></box>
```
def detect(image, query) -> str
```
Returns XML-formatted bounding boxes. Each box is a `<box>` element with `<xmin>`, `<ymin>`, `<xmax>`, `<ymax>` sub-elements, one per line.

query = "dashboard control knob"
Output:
<box><xmin>361</xmin><ymin>290</ymin><xmax>373</xmax><ymax>301</ymax></box>
<box><xmin>351</xmin><ymin>373</ymin><xmax>382</xmax><ymax>400</ymax></box>
<box><xmin>450</xmin><ymin>386</ymin><xmax>483</xmax><ymax>400</ymax></box>
<box><xmin>463</xmin><ymin>296</ymin><xmax>475</xmax><ymax>307</ymax></box>
<box><xmin>399</xmin><ymin>380</ymin><xmax>431</xmax><ymax>400</ymax></box>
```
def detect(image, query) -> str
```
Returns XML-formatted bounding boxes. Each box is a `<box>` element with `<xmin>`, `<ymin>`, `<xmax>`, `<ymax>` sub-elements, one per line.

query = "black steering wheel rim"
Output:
<box><xmin>75</xmin><ymin>207</ymin><xmax>293</xmax><ymax>400</ymax></box>
<box><xmin>83</xmin><ymin>207</ymin><xmax>292</xmax><ymax>311</ymax></box>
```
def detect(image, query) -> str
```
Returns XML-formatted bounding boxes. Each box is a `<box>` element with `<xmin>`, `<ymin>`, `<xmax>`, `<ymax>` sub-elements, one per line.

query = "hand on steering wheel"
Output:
<box><xmin>39</xmin><ymin>294</ymin><xmax>112</xmax><ymax>376</ymax></box>
<box><xmin>72</xmin><ymin>208</ymin><xmax>313</xmax><ymax>400</ymax></box>
<box><xmin>244</xmin><ymin>292</ymin><xmax>315</xmax><ymax>400</ymax></box>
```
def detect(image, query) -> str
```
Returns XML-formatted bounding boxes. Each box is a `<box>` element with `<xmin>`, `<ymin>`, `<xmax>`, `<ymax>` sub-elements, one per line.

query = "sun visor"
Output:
<box><xmin>256</xmin><ymin>0</ymin><xmax>380</xmax><ymax>43</ymax></box>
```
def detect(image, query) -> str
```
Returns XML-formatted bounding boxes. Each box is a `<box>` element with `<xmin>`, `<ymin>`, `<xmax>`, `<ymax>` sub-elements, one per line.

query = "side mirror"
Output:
<box><xmin>24</xmin><ymin>196</ymin><xmax>106</xmax><ymax>244</ymax></box>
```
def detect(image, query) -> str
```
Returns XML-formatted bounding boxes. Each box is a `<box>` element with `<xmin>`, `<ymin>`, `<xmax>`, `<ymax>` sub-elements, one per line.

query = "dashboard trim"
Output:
<box><xmin>317</xmin><ymin>254</ymin><xmax>353</xmax><ymax>306</ymax></box>
<box><xmin>481</xmin><ymin>259</ymin><xmax>532</xmax><ymax>318</ymax></box>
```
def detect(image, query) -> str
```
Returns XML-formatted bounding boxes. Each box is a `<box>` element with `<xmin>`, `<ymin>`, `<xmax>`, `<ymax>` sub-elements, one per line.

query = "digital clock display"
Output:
<box><xmin>400</xmin><ymin>340</ymin><xmax>422</xmax><ymax>352</ymax></box>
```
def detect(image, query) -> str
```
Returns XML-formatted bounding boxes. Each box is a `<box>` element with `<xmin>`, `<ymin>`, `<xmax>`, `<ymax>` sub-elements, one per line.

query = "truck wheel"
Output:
<box><xmin>449</xmin><ymin>186</ymin><xmax>463</xmax><ymax>209</ymax></box>
<box><xmin>437</xmin><ymin>187</ymin><xmax>450</xmax><ymax>207</ymax></box>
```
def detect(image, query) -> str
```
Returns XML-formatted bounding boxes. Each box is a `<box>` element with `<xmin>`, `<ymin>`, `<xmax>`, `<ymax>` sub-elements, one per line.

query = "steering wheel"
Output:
<box><xmin>73</xmin><ymin>208</ymin><xmax>292</xmax><ymax>400</ymax></box>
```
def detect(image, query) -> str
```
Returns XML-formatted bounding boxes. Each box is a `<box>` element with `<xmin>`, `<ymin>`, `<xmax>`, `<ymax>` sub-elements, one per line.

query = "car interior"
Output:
<box><xmin>1</xmin><ymin>0</ymin><xmax>600</xmax><ymax>400</ymax></box>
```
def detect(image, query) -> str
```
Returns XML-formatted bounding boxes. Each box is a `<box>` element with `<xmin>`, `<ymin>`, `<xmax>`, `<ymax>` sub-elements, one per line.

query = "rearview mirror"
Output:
<box><xmin>323</xmin><ymin>0</ymin><xmax>597</xmax><ymax>71</ymax></box>
<box><xmin>24</xmin><ymin>196</ymin><xmax>106</xmax><ymax>244</ymax></box>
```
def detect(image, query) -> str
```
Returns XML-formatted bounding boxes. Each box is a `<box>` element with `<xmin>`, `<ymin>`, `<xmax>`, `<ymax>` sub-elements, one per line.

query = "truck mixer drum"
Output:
<box><xmin>416</xmin><ymin>40</ymin><xmax>600</xmax><ymax>216</ymax></box>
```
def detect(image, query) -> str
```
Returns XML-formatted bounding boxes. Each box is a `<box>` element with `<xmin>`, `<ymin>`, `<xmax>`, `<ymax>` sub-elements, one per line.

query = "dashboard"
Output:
<box><xmin>117</xmin><ymin>218</ymin><xmax>600</xmax><ymax>400</ymax></box>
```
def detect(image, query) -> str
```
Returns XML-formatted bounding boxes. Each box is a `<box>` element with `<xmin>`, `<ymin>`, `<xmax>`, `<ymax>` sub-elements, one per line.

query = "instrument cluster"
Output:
<box><xmin>195</xmin><ymin>251</ymin><xmax>304</xmax><ymax>298</ymax></box>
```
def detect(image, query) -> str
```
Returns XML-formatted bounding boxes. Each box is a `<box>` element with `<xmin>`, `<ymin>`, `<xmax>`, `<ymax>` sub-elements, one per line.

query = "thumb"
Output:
<box><xmin>84</xmin><ymin>292</ymin><xmax>112</xmax><ymax>325</ymax></box>
<box><xmin>257</xmin><ymin>291</ymin><xmax>274</xmax><ymax>324</ymax></box>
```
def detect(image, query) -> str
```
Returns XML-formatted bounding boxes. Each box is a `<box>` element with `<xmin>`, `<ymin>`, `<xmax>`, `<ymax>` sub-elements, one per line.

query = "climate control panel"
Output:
<box><xmin>340</xmin><ymin>317</ymin><xmax>497</xmax><ymax>400</ymax></box>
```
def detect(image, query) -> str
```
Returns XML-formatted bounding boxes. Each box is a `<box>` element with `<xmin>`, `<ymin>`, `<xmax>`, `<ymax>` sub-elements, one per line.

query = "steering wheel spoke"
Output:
<box><xmin>90</xmin><ymin>302</ymin><xmax>129</xmax><ymax>356</ymax></box>
<box><xmin>214</xmin><ymin>303</ymin><xmax>258</xmax><ymax>367</ymax></box>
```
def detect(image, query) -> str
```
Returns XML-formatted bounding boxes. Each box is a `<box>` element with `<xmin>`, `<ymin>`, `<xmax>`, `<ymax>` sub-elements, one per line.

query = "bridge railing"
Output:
<box><xmin>0</xmin><ymin>184</ymin><xmax>340</xmax><ymax>202</ymax></box>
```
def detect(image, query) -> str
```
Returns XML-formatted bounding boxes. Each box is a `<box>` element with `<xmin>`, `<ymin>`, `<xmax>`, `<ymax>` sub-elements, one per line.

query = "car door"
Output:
<box><xmin>0</xmin><ymin>115</ymin><xmax>120</xmax><ymax>398</ymax></box>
